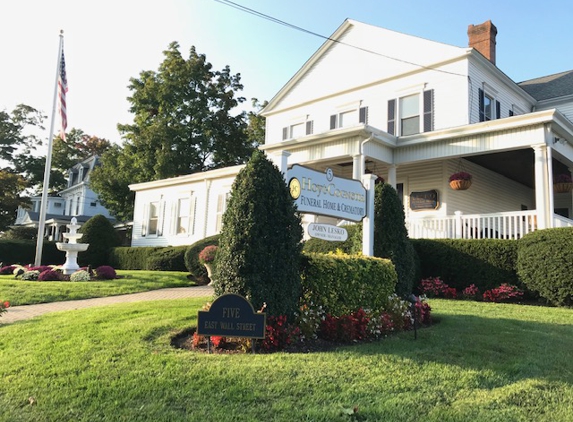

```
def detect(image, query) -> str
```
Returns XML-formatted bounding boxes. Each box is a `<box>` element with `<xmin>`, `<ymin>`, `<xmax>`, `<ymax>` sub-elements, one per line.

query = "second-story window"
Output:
<box><xmin>388</xmin><ymin>89</ymin><xmax>434</xmax><ymax>136</ymax></box>
<box><xmin>479</xmin><ymin>88</ymin><xmax>500</xmax><ymax>122</ymax></box>
<box><xmin>330</xmin><ymin>106</ymin><xmax>368</xmax><ymax>130</ymax></box>
<box><xmin>400</xmin><ymin>94</ymin><xmax>420</xmax><ymax>136</ymax></box>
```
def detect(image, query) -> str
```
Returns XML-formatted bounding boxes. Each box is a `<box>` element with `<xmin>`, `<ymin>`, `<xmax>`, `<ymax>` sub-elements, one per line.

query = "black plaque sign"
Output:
<box><xmin>409</xmin><ymin>190</ymin><xmax>439</xmax><ymax>211</ymax></box>
<box><xmin>197</xmin><ymin>294</ymin><xmax>266</xmax><ymax>339</ymax></box>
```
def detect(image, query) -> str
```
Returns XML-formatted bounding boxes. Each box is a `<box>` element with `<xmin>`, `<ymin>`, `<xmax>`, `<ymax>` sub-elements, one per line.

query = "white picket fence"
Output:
<box><xmin>407</xmin><ymin>210</ymin><xmax>573</xmax><ymax>240</ymax></box>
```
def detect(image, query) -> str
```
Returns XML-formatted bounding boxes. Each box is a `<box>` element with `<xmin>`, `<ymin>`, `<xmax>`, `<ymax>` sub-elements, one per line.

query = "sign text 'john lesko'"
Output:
<box><xmin>287</xmin><ymin>165</ymin><xmax>366</xmax><ymax>222</ymax></box>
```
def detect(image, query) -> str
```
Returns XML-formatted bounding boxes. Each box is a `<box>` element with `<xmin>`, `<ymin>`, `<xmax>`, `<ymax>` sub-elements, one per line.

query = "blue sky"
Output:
<box><xmin>1</xmin><ymin>0</ymin><xmax>571</xmax><ymax>145</ymax></box>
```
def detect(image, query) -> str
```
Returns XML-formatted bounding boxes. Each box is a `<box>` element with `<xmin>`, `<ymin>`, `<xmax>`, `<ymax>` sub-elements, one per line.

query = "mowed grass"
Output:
<box><xmin>0</xmin><ymin>298</ymin><xmax>572</xmax><ymax>421</ymax></box>
<box><xmin>0</xmin><ymin>270</ymin><xmax>195</xmax><ymax>306</ymax></box>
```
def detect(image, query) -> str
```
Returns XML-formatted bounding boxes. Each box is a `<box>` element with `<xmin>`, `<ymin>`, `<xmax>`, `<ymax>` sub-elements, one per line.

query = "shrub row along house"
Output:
<box><xmin>129</xmin><ymin>19</ymin><xmax>573</xmax><ymax>248</ymax></box>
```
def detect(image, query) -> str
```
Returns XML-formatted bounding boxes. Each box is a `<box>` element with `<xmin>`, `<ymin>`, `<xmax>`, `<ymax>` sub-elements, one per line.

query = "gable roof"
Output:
<box><xmin>263</xmin><ymin>19</ymin><xmax>469</xmax><ymax>115</ymax></box>
<box><xmin>518</xmin><ymin>70</ymin><xmax>573</xmax><ymax>101</ymax></box>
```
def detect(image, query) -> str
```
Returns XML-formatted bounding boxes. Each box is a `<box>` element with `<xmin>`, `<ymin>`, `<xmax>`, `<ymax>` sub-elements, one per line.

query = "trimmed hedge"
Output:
<box><xmin>0</xmin><ymin>240</ymin><xmax>61</xmax><ymax>266</ymax></box>
<box><xmin>412</xmin><ymin>238</ymin><xmax>520</xmax><ymax>292</ymax></box>
<box><xmin>300</xmin><ymin>252</ymin><xmax>397</xmax><ymax>316</ymax></box>
<box><xmin>184</xmin><ymin>235</ymin><xmax>220</xmax><ymax>282</ymax></box>
<box><xmin>109</xmin><ymin>246</ymin><xmax>163</xmax><ymax>270</ymax></box>
<box><xmin>146</xmin><ymin>246</ymin><xmax>188</xmax><ymax>272</ymax></box>
<box><xmin>517</xmin><ymin>228</ymin><xmax>573</xmax><ymax>306</ymax></box>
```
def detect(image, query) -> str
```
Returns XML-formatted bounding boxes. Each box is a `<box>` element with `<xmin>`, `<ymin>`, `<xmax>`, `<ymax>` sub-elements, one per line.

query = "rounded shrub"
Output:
<box><xmin>95</xmin><ymin>265</ymin><xmax>117</xmax><ymax>280</ymax></box>
<box><xmin>517</xmin><ymin>228</ymin><xmax>573</xmax><ymax>306</ymax></box>
<box><xmin>214</xmin><ymin>150</ymin><xmax>303</xmax><ymax>317</ymax></box>
<box><xmin>184</xmin><ymin>235</ymin><xmax>220</xmax><ymax>282</ymax></box>
<box><xmin>38</xmin><ymin>269</ymin><xmax>63</xmax><ymax>281</ymax></box>
<box><xmin>78</xmin><ymin>215</ymin><xmax>121</xmax><ymax>268</ymax></box>
<box><xmin>70</xmin><ymin>270</ymin><xmax>91</xmax><ymax>282</ymax></box>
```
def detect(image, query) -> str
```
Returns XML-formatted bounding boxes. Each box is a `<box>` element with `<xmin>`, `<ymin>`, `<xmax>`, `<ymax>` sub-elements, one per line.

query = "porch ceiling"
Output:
<box><xmin>466</xmin><ymin>150</ymin><xmax>569</xmax><ymax>189</ymax></box>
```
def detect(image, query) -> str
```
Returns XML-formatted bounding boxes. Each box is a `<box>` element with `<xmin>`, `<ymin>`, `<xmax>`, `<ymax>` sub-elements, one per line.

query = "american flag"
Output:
<box><xmin>58</xmin><ymin>45</ymin><xmax>68</xmax><ymax>140</ymax></box>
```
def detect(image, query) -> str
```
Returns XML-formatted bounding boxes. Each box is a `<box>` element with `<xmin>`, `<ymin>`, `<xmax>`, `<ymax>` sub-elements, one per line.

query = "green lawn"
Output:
<box><xmin>0</xmin><ymin>270</ymin><xmax>195</xmax><ymax>306</ymax></box>
<box><xmin>0</xmin><ymin>298</ymin><xmax>571</xmax><ymax>421</ymax></box>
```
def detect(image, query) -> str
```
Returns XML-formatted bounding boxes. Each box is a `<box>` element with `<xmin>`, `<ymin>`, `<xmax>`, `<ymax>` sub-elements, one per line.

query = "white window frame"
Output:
<box><xmin>175</xmin><ymin>194</ymin><xmax>196</xmax><ymax>236</ymax></box>
<box><xmin>147</xmin><ymin>201</ymin><xmax>160</xmax><ymax>237</ymax></box>
<box><xmin>399</xmin><ymin>93</ymin><xmax>421</xmax><ymax>136</ymax></box>
<box><xmin>215</xmin><ymin>192</ymin><xmax>230</xmax><ymax>233</ymax></box>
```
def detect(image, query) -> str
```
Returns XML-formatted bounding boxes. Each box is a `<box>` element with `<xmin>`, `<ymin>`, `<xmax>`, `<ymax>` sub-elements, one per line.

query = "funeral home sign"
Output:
<box><xmin>287</xmin><ymin>165</ymin><xmax>367</xmax><ymax>222</ymax></box>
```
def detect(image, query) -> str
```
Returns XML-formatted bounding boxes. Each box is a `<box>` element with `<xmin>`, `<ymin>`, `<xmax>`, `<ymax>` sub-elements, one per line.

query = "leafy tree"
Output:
<box><xmin>89</xmin><ymin>145</ymin><xmax>136</xmax><ymax>222</ymax></box>
<box><xmin>373</xmin><ymin>183</ymin><xmax>419</xmax><ymax>296</ymax></box>
<box><xmin>245</xmin><ymin>99</ymin><xmax>267</xmax><ymax>147</ymax></box>
<box><xmin>78</xmin><ymin>214</ymin><xmax>121</xmax><ymax>267</ymax></box>
<box><xmin>0</xmin><ymin>169</ymin><xmax>30</xmax><ymax>231</ymax></box>
<box><xmin>13</xmin><ymin>128</ymin><xmax>111</xmax><ymax>193</ymax></box>
<box><xmin>214</xmin><ymin>150</ymin><xmax>303</xmax><ymax>317</ymax></box>
<box><xmin>92</xmin><ymin>42</ymin><xmax>257</xmax><ymax>220</ymax></box>
<box><xmin>118</xmin><ymin>42</ymin><xmax>255</xmax><ymax>177</ymax></box>
<box><xmin>0</xmin><ymin>104</ymin><xmax>45</xmax><ymax>164</ymax></box>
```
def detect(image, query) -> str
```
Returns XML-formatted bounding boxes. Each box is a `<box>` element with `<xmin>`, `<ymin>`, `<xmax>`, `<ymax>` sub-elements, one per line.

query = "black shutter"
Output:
<box><xmin>423</xmin><ymin>89</ymin><xmax>434</xmax><ymax>132</ymax></box>
<box><xmin>306</xmin><ymin>120</ymin><xmax>313</xmax><ymax>135</ymax></box>
<box><xmin>282</xmin><ymin>127</ymin><xmax>289</xmax><ymax>140</ymax></box>
<box><xmin>359</xmin><ymin>106</ymin><xmax>368</xmax><ymax>124</ymax></box>
<box><xmin>495</xmin><ymin>100</ymin><xmax>501</xmax><ymax>119</ymax></box>
<box><xmin>509</xmin><ymin>110</ymin><xmax>514</xmax><ymax>117</ymax></box>
<box><xmin>330</xmin><ymin>114</ymin><xmax>337</xmax><ymax>130</ymax></box>
<box><xmin>387</xmin><ymin>99</ymin><xmax>396</xmax><ymax>135</ymax></box>
<box><xmin>478</xmin><ymin>88</ymin><xmax>485</xmax><ymax>122</ymax></box>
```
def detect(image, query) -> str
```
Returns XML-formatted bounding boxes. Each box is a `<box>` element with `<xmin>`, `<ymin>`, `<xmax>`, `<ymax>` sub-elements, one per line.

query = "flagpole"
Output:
<box><xmin>34</xmin><ymin>30</ymin><xmax>65</xmax><ymax>266</ymax></box>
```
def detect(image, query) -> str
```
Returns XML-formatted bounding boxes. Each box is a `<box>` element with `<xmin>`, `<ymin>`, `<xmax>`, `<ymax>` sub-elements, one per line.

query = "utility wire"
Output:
<box><xmin>215</xmin><ymin>0</ymin><xmax>467</xmax><ymax>77</ymax></box>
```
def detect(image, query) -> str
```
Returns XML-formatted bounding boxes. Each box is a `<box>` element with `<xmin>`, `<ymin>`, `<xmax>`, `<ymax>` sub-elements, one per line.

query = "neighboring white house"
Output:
<box><xmin>14</xmin><ymin>155</ymin><xmax>114</xmax><ymax>241</ymax></box>
<box><xmin>129</xmin><ymin>19</ymin><xmax>573</xmax><ymax>248</ymax></box>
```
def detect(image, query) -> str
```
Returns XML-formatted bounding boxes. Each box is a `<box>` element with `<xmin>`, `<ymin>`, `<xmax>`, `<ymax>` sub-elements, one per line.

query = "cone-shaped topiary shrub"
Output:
<box><xmin>78</xmin><ymin>215</ymin><xmax>120</xmax><ymax>268</ymax></box>
<box><xmin>214</xmin><ymin>150</ymin><xmax>303</xmax><ymax>317</ymax></box>
<box><xmin>373</xmin><ymin>183</ymin><xmax>419</xmax><ymax>296</ymax></box>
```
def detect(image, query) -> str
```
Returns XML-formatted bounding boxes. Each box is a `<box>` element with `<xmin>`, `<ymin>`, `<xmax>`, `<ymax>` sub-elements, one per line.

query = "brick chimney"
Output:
<box><xmin>468</xmin><ymin>20</ymin><xmax>497</xmax><ymax>65</ymax></box>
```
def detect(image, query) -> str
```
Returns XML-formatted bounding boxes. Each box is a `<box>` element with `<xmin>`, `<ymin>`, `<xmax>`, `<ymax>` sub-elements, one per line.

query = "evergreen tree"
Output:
<box><xmin>373</xmin><ymin>183</ymin><xmax>418</xmax><ymax>296</ymax></box>
<box><xmin>214</xmin><ymin>150</ymin><xmax>303</xmax><ymax>317</ymax></box>
<box><xmin>78</xmin><ymin>214</ymin><xmax>120</xmax><ymax>267</ymax></box>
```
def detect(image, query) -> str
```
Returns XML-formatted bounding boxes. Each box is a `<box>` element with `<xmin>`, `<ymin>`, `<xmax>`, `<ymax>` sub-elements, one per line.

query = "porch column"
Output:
<box><xmin>269</xmin><ymin>151</ymin><xmax>291</xmax><ymax>182</ymax></box>
<box><xmin>387</xmin><ymin>164</ymin><xmax>397</xmax><ymax>188</ymax></box>
<box><xmin>533</xmin><ymin>145</ymin><xmax>551</xmax><ymax>229</ymax></box>
<box><xmin>362</xmin><ymin>174</ymin><xmax>377</xmax><ymax>257</ymax></box>
<box><xmin>352</xmin><ymin>154</ymin><xmax>362</xmax><ymax>180</ymax></box>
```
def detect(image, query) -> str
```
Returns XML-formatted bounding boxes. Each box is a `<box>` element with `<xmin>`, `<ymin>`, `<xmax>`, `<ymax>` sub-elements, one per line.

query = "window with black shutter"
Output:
<box><xmin>387</xmin><ymin>99</ymin><xmax>396</xmax><ymax>135</ymax></box>
<box><xmin>423</xmin><ymin>89</ymin><xmax>434</xmax><ymax>132</ymax></box>
<box><xmin>495</xmin><ymin>100</ymin><xmax>501</xmax><ymax>119</ymax></box>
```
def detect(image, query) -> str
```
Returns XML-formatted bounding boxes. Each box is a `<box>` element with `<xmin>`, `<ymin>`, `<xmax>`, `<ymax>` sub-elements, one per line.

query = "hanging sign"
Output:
<box><xmin>409</xmin><ymin>190</ymin><xmax>439</xmax><ymax>210</ymax></box>
<box><xmin>287</xmin><ymin>165</ymin><xmax>367</xmax><ymax>222</ymax></box>
<box><xmin>307</xmin><ymin>223</ymin><xmax>348</xmax><ymax>242</ymax></box>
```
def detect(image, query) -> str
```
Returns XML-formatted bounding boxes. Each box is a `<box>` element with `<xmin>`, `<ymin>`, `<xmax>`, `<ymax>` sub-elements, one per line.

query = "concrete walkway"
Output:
<box><xmin>1</xmin><ymin>286</ymin><xmax>214</xmax><ymax>325</ymax></box>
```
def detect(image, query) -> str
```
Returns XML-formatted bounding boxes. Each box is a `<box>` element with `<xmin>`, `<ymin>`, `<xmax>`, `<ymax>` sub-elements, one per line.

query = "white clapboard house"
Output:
<box><xmin>14</xmin><ymin>155</ymin><xmax>114</xmax><ymax>241</ymax></box>
<box><xmin>129</xmin><ymin>19</ymin><xmax>573</xmax><ymax>248</ymax></box>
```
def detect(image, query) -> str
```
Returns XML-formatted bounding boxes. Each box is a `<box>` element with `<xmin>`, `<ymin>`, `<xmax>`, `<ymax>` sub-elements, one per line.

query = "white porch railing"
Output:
<box><xmin>407</xmin><ymin>210</ymin><xmax>560</xmax><ymax>240</ymax></box>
